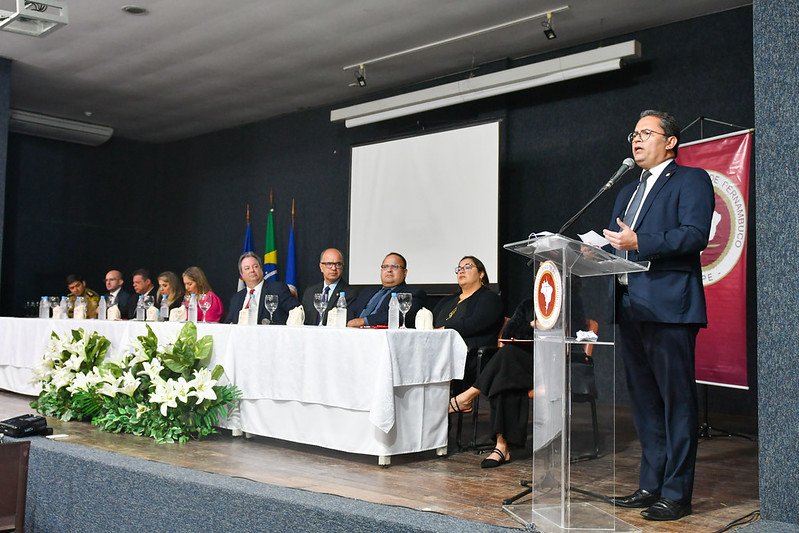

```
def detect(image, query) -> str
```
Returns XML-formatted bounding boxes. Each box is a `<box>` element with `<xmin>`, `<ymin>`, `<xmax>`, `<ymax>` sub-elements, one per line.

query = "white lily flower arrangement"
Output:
<box><xmin>31</xmin><ymin>324</ymin><xmax>240</xmax><ymax>443</ymax></box>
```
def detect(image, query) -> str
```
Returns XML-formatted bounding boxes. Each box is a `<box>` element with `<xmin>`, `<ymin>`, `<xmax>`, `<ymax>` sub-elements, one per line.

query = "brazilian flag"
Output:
<box><xmin>263</xmin><ymin>208</ymin><xmax>278</xmax><ymax>280</ymax></box>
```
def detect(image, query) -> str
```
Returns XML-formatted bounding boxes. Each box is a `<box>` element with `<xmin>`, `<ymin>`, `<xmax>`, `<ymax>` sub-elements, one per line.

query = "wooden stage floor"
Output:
<box><xmin>1</xmin><ymin>390</ymin><xmax>759</xmax><ymax>532</ymax></box>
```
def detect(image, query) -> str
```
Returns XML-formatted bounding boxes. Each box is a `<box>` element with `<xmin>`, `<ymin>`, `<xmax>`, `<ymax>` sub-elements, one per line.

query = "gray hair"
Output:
<box><xmin>238</xmin><ymin>251</ymin><xmax>262</xmax><ymax>274</ymax></box>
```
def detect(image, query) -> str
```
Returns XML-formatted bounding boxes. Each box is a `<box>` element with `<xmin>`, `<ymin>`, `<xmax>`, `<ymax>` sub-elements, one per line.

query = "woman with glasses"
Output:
<box><xmin>433</xmin><ymin>256</ymin><xmax>504</xmax><ymax>394</ymax></box>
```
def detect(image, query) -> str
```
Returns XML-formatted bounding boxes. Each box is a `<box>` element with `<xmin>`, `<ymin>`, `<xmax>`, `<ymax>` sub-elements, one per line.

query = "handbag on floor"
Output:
<box><xmin>0</xmin><ymin>414</ymin><xmax>50</xmax><ymax>438</ymax></box>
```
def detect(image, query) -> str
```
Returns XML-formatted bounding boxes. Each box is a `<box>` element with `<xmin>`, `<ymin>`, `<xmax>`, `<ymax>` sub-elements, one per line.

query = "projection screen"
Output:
<box><xmin>348</xmin><ymin>121</ymin><xmax>500</xmax><ymax>286</ymax></box>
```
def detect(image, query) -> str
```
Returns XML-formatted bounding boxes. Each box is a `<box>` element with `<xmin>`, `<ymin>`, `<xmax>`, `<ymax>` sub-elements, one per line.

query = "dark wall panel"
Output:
<box><xmin>1</xmin><ymin>136</ymin><xmax>166</xmax><ymax>306</ymax></box>
<box><xmin>0</xmin><ymin>58</ymin><xmax>9</xmax><ymax>295</ymax></box>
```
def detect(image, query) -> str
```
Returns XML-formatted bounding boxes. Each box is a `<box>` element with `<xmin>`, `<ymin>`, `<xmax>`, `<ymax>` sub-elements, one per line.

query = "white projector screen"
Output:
<box><xmin>348</xmin><ymin>121</ymin><xmax>500</xmax><ymax>286</ymax></box>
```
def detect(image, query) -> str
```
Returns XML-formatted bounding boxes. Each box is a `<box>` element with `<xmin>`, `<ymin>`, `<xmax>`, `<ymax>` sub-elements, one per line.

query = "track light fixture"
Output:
<box><xmin>542</xmin><ymin>12</ymin><xmax>556</xmax><ymax>40</ymax></box>
<box><xmin>341</xmin><ymin>5</ymin><xmax>571</xmax><ymax>87</ymax></box>
<box><xmin>351</xmin><ymin>65</ymin><xmax>367</xmax><ymax>88</ymax></box>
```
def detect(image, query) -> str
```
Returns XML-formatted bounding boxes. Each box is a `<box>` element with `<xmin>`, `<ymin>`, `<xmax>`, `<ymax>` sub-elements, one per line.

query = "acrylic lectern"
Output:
<box><xmin>502</xmin><ymin>233</ymin><xmax>648</xmax><ymax>533</ymax></box>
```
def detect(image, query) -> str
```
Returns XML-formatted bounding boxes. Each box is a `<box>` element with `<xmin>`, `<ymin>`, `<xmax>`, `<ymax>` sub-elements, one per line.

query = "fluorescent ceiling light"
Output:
<box><xmin>331</xmin><ymin>41</ymin><xmax>641</xmax><ymax>128</ymax></box>
<box><xmin>9</xmin><ymin>109</ymin><xmax>113</xmax><ymax>145</ymax></box>
<box><xmin>0</xmin><ymin>0</ymin><xmax>68</xmax><ymax>37</ymax></box>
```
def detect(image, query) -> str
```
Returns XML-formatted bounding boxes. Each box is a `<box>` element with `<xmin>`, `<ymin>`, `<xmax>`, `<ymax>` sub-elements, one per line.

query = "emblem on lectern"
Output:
<box><xmin>534</xmin><ymin>260</ymin><xmax>562</xmax><ymax>330</ymax></box>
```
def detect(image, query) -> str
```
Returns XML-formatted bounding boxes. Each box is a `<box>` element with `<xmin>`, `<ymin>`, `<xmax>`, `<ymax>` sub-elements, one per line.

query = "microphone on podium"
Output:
<box><xmin>557</xmin><ymin>158</ymin><xmax>637</xmax><ymax>235</ymax></box>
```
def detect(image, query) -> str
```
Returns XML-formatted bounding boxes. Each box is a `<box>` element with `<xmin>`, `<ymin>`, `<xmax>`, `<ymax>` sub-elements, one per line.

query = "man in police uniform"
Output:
<box><xmin>66</xmin><ymin>273</ymin><xmax>101</xmax><ymax>318</ymax></box>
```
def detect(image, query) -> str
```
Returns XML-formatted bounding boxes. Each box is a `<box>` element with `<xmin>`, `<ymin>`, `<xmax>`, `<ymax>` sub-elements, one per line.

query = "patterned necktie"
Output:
<box><xmin>318</xmin><ymin>286</ymin><xmax>330</xmax><ymax>325</ymax></box>
<box><xmin>622</xmin><ymin>170</ymin><xmax>651</xmax><ymax>227</ymax></box>
<box><xmin>244</xmin><ymin>288</ymin><xmax>255</xmax><ymax>308</ymax></box>
<box><xmin>616</xmin><ymin>170</ymin><xmax>652</xmax><ymax>260</ymax></box>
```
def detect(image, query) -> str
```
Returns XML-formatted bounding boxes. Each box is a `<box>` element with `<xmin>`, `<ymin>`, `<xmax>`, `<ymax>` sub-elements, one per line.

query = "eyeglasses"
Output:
<box><xmin>320</xmin><ymin>262</ymin><xmax>344</xmax><ymax>269</ymax></box>
<box><xmin>454</xmin><ymin>264</ymin><xmax>476</xmax><ymax>274</ymax></box>
<box><xmin>627</xmin><ymin>129</ymin><xmax>667</xmax><ymax>143</ymax></box>
<box><xmin>381</xmin><ymin>263</ymin><xmax>404</xmax><ymax>271</ymax></box>
<box><xmin>104</xmin><ymin>278</ymin><xmax>120</xmax><ymax>282</ymax></box>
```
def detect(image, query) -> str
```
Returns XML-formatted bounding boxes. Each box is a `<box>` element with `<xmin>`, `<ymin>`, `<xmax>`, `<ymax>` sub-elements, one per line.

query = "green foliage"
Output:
<box><xmin>31</xmin><ymin>326</ymin><xmax>240</xmax><ymax>444</ymax></box>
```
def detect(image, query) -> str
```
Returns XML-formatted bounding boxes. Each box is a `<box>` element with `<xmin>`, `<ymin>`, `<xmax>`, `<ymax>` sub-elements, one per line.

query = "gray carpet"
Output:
<box><xmin>738</xmin><ymin>521</ymin><xmax>797</xmax><ymax>533</ymax></box>
<box><xmin>16</xmin><ymin>436</ymin><xmax>518</xmax><ymax>533</ymax></box>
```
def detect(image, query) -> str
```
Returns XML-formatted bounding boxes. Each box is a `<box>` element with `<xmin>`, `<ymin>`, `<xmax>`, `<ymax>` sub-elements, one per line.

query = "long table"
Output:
<box><xmin>0</xmin><ymin>318</ymin><xmax>467</xmax><ymax>464</ymax></box>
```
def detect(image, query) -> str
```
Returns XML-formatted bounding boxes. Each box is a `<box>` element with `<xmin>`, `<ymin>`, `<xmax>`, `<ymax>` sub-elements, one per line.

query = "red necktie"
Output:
<box><xmin>245</xmin><ymin>288</ymin><xmax>255</xmax><ymax>308</ymax></box>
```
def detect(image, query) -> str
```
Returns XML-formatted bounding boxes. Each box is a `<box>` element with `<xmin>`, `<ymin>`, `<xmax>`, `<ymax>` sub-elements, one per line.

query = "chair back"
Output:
<box><xmin>0</xmin><ymin>440</ymin><xmax>30</xmax><ymax>533</ymax></box>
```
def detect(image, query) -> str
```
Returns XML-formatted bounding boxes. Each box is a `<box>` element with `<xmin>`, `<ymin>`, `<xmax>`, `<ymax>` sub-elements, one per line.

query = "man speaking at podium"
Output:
<box><xmin>603</xmin><ymin>110</ymin><xmax>714</xmax><ymax>522</ymax></box>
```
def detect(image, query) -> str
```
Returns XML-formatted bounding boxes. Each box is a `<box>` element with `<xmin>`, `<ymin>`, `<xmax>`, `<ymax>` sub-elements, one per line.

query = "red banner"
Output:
<box><xmin>677</xmin><ymin>131</ymin><xmax>752</xmax><ymax>389</ymax></box>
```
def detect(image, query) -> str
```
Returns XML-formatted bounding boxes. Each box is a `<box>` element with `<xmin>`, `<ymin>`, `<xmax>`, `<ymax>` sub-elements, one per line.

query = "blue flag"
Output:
<box><xmin>285</xmin><ymin>219</ymin><xmax>297</xmax><ymax>296</ymax></box>
<box><xmin>238</xmin><ymin>210</ymin><xmax>254</xmax><ymax>291</ymax></box>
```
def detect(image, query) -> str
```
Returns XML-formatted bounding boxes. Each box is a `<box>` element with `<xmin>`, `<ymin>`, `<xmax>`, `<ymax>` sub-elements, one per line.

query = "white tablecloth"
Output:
<box><xmin>0</xmin><ymin>318</ymin><xmax>467</xmax><ymax>458</ymax></box>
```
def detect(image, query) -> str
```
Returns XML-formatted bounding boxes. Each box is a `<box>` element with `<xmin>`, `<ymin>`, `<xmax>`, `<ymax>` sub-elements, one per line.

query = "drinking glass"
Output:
<box><xmin>264</xmin><ymin>294</ymin><xmax>278</xmax><ymax>323</ymax></box>
<box><xmin>142</xmin><ymin>294</ymin><xmax>154</xmax><ymax>312</ymax></box>
<box><xmin>198</xmin><ymin>293</ymin><xmax>212</xmax><ymax>322</ymax></box>
<box><xmin>49</xmin><ymin>296</ymin><xmax>60</xmax><ymax>312</ymax></box>
<box><xmin>397</xmin><ymin>293</ymin><xmax>412</xmax><ymax>328</ymax></box>
<box><xmin>313</xmin><ymin>293</ymin><xmax>328</xmax><ymax>325</ymax></box>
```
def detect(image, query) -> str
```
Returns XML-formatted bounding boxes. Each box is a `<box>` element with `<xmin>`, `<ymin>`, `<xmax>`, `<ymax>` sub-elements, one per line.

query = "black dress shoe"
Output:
<box><xmin>641</xmin><ymin>498</ymin><xmax>692</xmax><ymax>521</ymax></box>
<box><xmin>610</xmin><ymin>489</ymin><xmax>660</xmax><ymax>508</ymax></box>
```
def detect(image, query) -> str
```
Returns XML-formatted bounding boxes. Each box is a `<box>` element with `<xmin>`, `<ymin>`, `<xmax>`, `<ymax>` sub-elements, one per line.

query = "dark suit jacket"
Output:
<box><xmin>106</xmin><ymin>290</ymin><xmax>135</xmax><ymax>319</ymax></box>
<box><xmin>301</xmin><ymin>280</ymin><xmax>357</xmax><ymax>325</ymax></box>
<box><xmin>225</xmin><ymin>280</ymin><xmax>301</xmax><ymax>325</ymax></box>
<box><xmin>347</xmin><ymin>282</ymin><xmax>426</xmax><ymax>327</ymax></box>
<box><xmin>607</xmin><ymin>161</ymin><xmax>714</xmax><ymax>325</ymax></box>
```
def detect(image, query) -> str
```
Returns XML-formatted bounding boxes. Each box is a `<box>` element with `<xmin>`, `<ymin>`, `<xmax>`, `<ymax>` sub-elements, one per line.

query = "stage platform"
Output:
<box><xmin>1</xmin><ymin>390</ymin><xmax>759</xmax><ymax>532</ymax></box>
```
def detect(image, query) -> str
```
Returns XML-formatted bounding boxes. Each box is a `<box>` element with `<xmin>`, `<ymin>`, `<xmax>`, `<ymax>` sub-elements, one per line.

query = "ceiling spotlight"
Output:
<box><xmin>351</xmin><ymin>65</ymin><xmax>367</xmax><ymax>88</ymax></box>
<box><xmin>542</xmin><ymin>12</ymin><xmax>556</xmax><ymax>40</ymax></box>
<box><xmin>0</xmin><ymin>0</ymin><xmax>68</xmax><ymax>37</ymax></box>
<box><xmin>121</xmin><ymin>5</ymin><xmax>149</xmax><ymax>16</ymax></box>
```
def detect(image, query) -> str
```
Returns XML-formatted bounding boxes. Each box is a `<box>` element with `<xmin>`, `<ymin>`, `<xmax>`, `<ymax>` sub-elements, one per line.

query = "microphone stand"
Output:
<box><xmin>557</xmin><ymin>159</ymin><xmax>634</xmax><ymax>235</ymax></box>
<box><xmin>557</xmin><ymin>185</ymin><xmax>609</xmax><ymax>235</ymax></box>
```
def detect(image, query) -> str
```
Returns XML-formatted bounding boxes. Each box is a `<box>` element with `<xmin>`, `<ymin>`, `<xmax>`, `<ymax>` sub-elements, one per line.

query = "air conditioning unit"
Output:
<box><xmin>8</xmin><ymin>109</ymin><xmax>114</xmax><ymax>146</ymax></box>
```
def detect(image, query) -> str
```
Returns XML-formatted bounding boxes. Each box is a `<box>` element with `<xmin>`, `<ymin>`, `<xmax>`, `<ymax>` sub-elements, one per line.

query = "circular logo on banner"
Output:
<box><xmin>701</xmin><ymin>170</ymin><xmax>747</xmax><ymax>286</ymax></box>
<box><xmin>534</xmin><ymin>261</ymin><xmax>562</xmax><ymax>330</ymax></box>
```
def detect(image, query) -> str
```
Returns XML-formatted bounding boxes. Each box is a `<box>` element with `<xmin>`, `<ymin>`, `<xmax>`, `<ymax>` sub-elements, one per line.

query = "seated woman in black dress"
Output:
<box><xmin>448</xmin><ymin>295</ymin><xmax>586</xmax><ymax>469</ymax></box>
<box><xmin>433</xmin><ymin>256</ymin><xmax>504</xmax><ymax>395</ymax></box>
<box><xmin>157</xmin><ymin>271</ymin><xmax>185</xmax><ymax>311</ymax></box>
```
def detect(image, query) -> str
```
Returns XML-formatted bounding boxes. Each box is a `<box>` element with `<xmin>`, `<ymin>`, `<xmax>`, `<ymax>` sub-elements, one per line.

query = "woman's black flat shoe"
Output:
<box><xmin>449</xmin><ymin>397</ymin><xmax>472</xmax><ymax>414</ymax></box>
<box><xmin>481</xmin><ymin>448</ymin><xmax>510</xmax><ymax>468</ymax></box>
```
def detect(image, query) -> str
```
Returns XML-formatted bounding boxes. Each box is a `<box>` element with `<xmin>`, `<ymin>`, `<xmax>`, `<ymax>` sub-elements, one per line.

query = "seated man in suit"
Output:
<box><xmin>346</xmin><ymin>252</ymin><xmax>426</xmax><ymax>328</ymax></box>
<box><xmin>225</xmin><ymin>251</ymin><xmax>301</xmax><ymax>324</ymax></box>
<box><xmin>301</xmin><ymin>248</ymin><xmax>356</xmax><ymax>325</ymax></box>
<box><xmin>130</xmin><ymin>268</ymin><xmax>159</xmax><ymax>317</ymax></box>
<box><xmin>104</xmin><ymin>269</ymin><xmax>134</xmax><ymax>319</ymax></box>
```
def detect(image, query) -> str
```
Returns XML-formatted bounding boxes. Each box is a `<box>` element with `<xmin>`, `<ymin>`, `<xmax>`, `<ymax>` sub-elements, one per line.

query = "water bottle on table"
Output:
<box><xmin>39</xmin><ymin>297</ymin><xmax>50</xmax><ymax>318</ymax></box>
<box><xmin>98</xmin><ymin>296</ymin><xmax>107</xmax><ymax>320</ymax></box>
<box><xmin>248</xmin><ymin>291</ymin><xmax>258</xmax><ymax>325</ymax></box>
<box><xmin>188</xmin><ymin>294</ymin><xmax>198</xmax><ymax>322</ymax></box>
<box><xmin>135</xmin><ymin>295</ymin><xmax>145</xmax><ymax>321</ymax></box>
<box><xmin>335</xmin><ymin>291</ymin><xmax>347</xmax><ymax>328</ymax></box>
<box><xmin>160</xmin><ymin>296</ymin><xmax>170</xmax><ymax>322</ymax></box>
<box><xmin>388</xmin><ymin>293</ymin><xmax>400</xmax><ymax>329</ymax></box>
